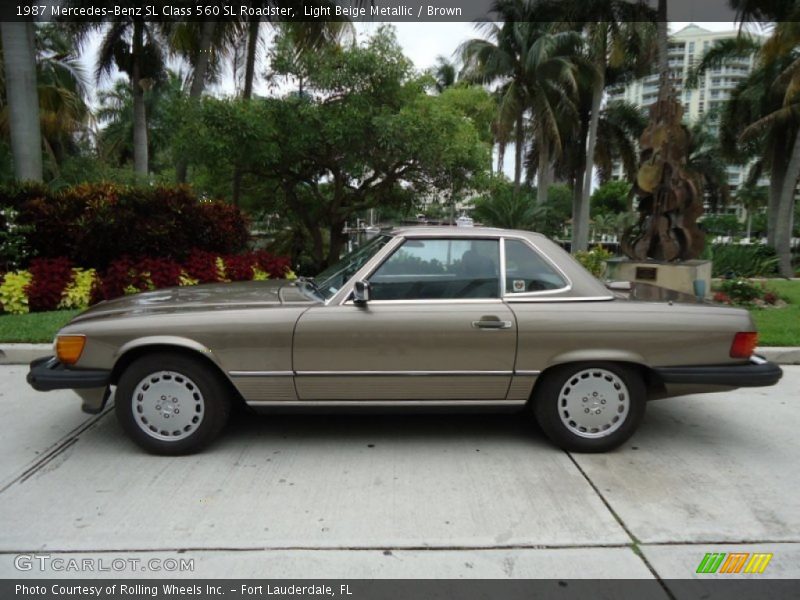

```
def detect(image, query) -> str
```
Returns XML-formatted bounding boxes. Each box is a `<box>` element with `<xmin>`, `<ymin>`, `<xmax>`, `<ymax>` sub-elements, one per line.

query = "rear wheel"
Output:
<box><xmin>533</xmin><ymin>362</ymin><xmax>646</xmax><ymax>453</ymax></box>
<box><xmin>115</xmin><ymin>352</ymin><xmax>231</xmax><ymax>455</ymax></box>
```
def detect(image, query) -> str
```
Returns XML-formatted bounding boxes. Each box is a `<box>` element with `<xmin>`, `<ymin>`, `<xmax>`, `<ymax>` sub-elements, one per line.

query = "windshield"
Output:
<box><xmin>302</xmin><ymin>235</ymin><xmax>392</xmax><ymax>301</ymax></box>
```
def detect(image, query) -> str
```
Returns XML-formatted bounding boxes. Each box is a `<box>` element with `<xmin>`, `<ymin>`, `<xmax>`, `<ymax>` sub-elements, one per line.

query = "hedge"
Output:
<box><xmin>0</xmin><ymin>252</ymin><xmax>294</xmax><ymax>315</ymax></box>
<box><xmin>0</xmin><ymin>183</ymin><xmax>250</xmax><ymax>270</ymax></box>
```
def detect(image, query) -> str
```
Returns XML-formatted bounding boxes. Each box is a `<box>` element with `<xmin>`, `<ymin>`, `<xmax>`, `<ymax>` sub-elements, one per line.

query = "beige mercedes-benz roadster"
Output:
<box><xmin>28</xmin><ymin>227</ymin><xmax>782</xmax><ymax>454</ymax></box>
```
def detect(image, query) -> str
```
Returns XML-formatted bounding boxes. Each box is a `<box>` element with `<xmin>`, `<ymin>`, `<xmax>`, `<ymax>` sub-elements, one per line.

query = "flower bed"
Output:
<box><xmin>712</xmin><ymin>277</ymin><xmax>787</xmax><ymax>309</ymax></box>
<box><xmin>0</xmin><ymin>251</ymin><xmax>293</xmax><ymax>315</ymax></box>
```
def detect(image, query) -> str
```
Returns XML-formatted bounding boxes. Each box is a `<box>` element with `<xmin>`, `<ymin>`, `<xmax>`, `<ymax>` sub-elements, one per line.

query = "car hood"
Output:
<box><xmin>70</xmin><ymin>280</ymin><xmax>313</xmax><ymax>323</ymax></box>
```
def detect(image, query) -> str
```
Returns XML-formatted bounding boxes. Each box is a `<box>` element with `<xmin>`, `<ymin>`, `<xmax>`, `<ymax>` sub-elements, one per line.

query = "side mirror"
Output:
<box><xmin>353</xmin><ymin>280</ymin><xmax>371</xmax><ymax>304</ymax></box>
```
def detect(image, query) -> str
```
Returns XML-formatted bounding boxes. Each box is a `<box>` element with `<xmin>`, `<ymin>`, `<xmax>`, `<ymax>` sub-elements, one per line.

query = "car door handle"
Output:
<box><xmin>472</xmin><ymin>316</ymin><xmax>512</xmax><ymax>330</ymax></box>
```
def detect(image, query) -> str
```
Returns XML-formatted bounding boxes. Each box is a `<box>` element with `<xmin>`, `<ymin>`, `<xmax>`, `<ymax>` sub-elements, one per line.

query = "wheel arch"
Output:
<box><xmin>530</xmin><ymin>357</ymin><xmax>663</xmax><ymax>402</ymax></box>
<box><xmin>110</xmin><ymin>339</ymin><xmax>244</xmax><ymax>405</ymax></box>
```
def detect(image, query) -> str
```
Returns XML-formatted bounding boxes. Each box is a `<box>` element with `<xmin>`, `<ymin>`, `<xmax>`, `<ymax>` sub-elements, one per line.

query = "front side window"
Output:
<box><xmin>311</xmin><ymin>235</ymin><xmax>392</xmax><ymax>300</ymax></box>
<box><xmin>504</xmin><ymin>239</ymin><xmax>567</xmax><ymax>294</ymax></box>
<box><xmin>369</xmin><ymin>238</ymin><xmax>500</xmax><ymax>300</ymax></box>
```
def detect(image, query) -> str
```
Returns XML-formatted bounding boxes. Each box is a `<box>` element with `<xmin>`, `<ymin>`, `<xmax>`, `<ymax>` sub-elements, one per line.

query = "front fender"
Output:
<box><xmin>115</xmin><ymin>335</ymin><xmax>219</xmax><ymax>363</ymax></box>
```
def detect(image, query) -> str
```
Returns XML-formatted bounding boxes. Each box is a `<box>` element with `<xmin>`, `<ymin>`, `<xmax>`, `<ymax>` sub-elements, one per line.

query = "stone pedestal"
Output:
<box><xmin>604</xmin><ymin>258</ymin><xmax>713</xmax><ymax>299</ymax></box>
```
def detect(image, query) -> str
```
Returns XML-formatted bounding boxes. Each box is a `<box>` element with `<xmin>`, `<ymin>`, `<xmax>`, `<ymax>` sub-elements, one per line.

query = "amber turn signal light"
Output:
<box><xmin>730</xmin><ymin>332</ymin><xmax>758</xmax><ymax>359</ymax></box>
<box><xmin>56</xmin><ymin>335</ymin><xmax>86</xmax><ymax>365</ymax></box>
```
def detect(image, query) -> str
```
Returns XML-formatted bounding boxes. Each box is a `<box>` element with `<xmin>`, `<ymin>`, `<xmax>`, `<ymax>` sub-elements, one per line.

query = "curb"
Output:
<box><xmin>0</xmin><ymin>344</ymin><xmax>52</xmax><ymax>365</ymax></box>
<box><xmin>1</xmin><ymin>344</ymin><xmax>799</xmax><ymax>366</ymax></box>
<box><xmin>756</xmin><ymin>347</ymin><xmax>800</xmax><ymax>365</ymax></box>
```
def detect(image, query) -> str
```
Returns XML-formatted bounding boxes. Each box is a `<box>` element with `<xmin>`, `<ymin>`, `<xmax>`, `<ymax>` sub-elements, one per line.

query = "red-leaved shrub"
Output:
<box><xmin>0</xmin><ymin>184</ymin><xmax>250</xmax><ymax>269</ymax></box>
<box><xmin>222</xmin><ymin>254</ymin><xmax>256</xmax><ymax>281</ymax></box>
<box><xmin>183</xmin><ymin>250</ymin><xmax>221</xmax><ymax>284</ymax></box>
<box><xmin>26</xmin><ymin>257</ymin><xmax>74</xmax><ymax>311</ymax></box>
<box><xmin>136</xmin><ymin>257</ymin><xmax>183</xmax><ymax>289</ymax></box>
<box><xmin>253</xmin><ymin>250</ymin><xmax>292</xmax><ymax>278</ymax></box>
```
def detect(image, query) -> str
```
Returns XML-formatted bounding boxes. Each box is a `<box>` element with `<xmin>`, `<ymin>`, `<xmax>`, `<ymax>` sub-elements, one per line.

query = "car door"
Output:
<box><xmin>292</xmin><ymin>237</ymin><xmax>518</xmax><ymax>402</ymax></box>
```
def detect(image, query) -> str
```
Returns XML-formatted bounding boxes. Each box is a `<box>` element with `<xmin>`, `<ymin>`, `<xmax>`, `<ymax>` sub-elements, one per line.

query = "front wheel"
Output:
<box><xmin>533</xmin><ymin>362</ymin><xmax>646</xmax><ymax>453</ymax></box>
<box><xmin>115</xmin><ymin>352</ymin><xmax>231</xmax><ymax>455</ymax></box>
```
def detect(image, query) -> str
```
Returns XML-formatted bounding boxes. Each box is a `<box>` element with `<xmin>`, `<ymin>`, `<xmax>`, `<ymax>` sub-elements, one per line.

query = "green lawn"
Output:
<box><xmin>0</xmin><ymin>309</ymin><xmax>80</xmax><ymax>343</ymax></box>
<box><xmin>751</xmin><ymin>280</ymin><xmax>800</xmax><ymax>347</ymax></box>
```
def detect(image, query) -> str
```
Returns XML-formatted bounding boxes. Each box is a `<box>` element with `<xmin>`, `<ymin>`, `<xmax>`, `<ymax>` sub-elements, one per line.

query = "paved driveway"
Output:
<box><xmin>0</xmin><ymin>365</ymin><xmax>798</xmax><ymax>584</ymax></box>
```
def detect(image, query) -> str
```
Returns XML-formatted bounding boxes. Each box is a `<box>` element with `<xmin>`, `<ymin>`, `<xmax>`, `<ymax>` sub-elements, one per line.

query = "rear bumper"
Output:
<box><xmin>654</xmin><ymin>356</ymin><xmax>783</xmax><ymax>388</ymax></box>
<box><xmin>27</xmin><ymin>356</ymin><xmax>112</xmax><ymax>414</ymax></box>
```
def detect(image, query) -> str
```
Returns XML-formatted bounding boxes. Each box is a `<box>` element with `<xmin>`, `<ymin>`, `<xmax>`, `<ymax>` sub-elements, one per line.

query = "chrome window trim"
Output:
<box><xmin>342</xmin><ymin>298</ymin><xmax>505</xmax><ymax>306</ymax></box>
<box><xmin>501</xmin><ymin>237</ymin><xmax>574</xmax><ymax>298</ymax></box>
<box><xmin>329</xmin><ymin>235</ymin><xmax>406</xmax><ymax>306</ymax></box>
<box><xmin>338</xmin><ymin>235</ymin><xmax>503</xmax><ymax>305</ymax></box>
<box><xmin>505</xmin><ymin>295</ymin><xmax>614</xmax><ymax>303</ymax></box>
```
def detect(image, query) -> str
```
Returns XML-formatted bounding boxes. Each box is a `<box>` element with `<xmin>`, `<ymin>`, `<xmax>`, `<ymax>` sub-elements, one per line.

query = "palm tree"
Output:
<box><xmin>96</xmin><ymin>71</ymin><xmax>183</xmax><ymax>171</ymax></box>
<box><xmin>553</xmin><ymin>1</ymin><xmax>656</xmax><ymax>251</ymax></box>
<box><xmin>460</xmin><ymin>3</ymin><xmax>581</xmax><ymax>200</ymax></box>
<box><xmin>432</xmin><ymin>56</ymin><xmax>458</xmax><ymax>93</ymax></box>
<box><xmin>687</xmin><ymin>111</ymin><xmax>731</xmax><ymax>214</ymax></box>
<box><xmin>736</xmin><ymin>183</ymin><xmax>768</xmax><ymax>240</ymax></box>
<box><xmin>1</xmin><ymin>24</ymin><xmax>90</xmax><ymax>178</ymax></box>
<box><xmin>0</xmin><ymin>22</ymin><xmax>42</xmax><ymax>181</ymax></box>
<box><xmin>690</xmin><ymin>14</ymin><xmax>800</xmax><ymax>276</ymax></box>
<box><xmin>66</xmin><ymin>4</ymin><xmax>170</xmax><ymax>178</ymax></box>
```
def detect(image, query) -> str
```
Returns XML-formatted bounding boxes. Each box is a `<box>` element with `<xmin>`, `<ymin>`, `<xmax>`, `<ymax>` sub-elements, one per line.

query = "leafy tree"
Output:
<box><xmin>176</xmin><ymin>28</ymin><xmax>490</xmax><ymax>270</ymax></box>
<box><xmin>591</xmin><ymin>180</ymin><xmax>630</xmax><ymax>216</ymax></box>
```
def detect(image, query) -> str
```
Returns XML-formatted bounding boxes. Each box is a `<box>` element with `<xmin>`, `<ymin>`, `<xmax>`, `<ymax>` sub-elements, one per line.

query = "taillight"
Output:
<box><xmin>730</xmin><ymin>332</ymin><xmax>758</xmax><ymax>359</ymax></box>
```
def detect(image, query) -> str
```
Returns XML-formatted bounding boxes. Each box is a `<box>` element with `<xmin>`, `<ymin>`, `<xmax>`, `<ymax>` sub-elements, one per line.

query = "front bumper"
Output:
<box><xmin>654</xmin><ymin>356</ymin><xmax>783</xmax><ymax>388</ymax></box>
<box><xmin>27</xmin><ymin>356</ymin><xmax>112</xmax><ymax>414</ymax></box>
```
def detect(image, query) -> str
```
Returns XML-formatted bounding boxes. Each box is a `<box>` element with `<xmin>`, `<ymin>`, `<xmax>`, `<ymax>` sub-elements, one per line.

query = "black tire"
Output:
<box><xmin>115</xmin><ymin>352</ymin><xmax>231</xmax><ymax>455</ymax></box>
<box><xmin>533</xmin><ymin>362</ymin><xmax>646</xmax><ymax>453</ymax></box>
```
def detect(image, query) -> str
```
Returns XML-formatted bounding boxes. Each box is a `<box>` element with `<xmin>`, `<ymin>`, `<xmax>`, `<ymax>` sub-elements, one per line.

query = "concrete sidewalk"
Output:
<box><xmin>0</xmin><ymin>366</ymin><xmax>797</xmax><ymax>584</ymax></box>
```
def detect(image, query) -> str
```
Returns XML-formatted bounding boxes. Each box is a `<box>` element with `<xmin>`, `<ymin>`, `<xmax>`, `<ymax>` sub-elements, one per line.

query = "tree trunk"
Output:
<box><xmin>571</xmin><ymin>174</ymin><xmax>584</xmax><ymax>250</ymax></box>
<box><xmin>536</xmin><ymin>139</ymin><xmax>550</xmax><ymax>206</ymax></box>
<box><xmin>575</xmin><ymin>69</ymin><xmax>605</xmax><ymax>252</ymax></box>
<box><xmin>243</xmin><ymin>17</ymin><xmax>260</xmax><ymax>100</ymax></box>
<box><xmin>496</xmin><ymin>141</ymin><xmax>506</xmax><ymax>175</ymax></box>
<box><xmin>768</xmin><ymin>149</ymin><xmax>786</xmax><ymax>247</ymax></box>
<box><xmin>131</xmin><ymin>20</ymin><xmax>149</xmax><ymax>177</ymax></box>
<box><xmin>232</xmin><ymin>16</ymin><xmax>260</xmax><ymax>206</ymax></box>
<box><xmin>513</xmin><ymin>110</ymin><xmax>524</xmax><ymax>193</ymax></box>
<box><xmin>1</xmin><ymin>21</ymin><xmax>42</xmax><ymax>181</ymax></box>
<box><xmin>327</xmin><ymin>223</ymin><xmax>347</xmax><ymax>268</ymax></box>
<box><xmin>775</xmin><ymin>129</ymin><xmax>800</xmax><ymax>277</ymax></box>
<box><xmin>176</xmin><ymin>20</ymin><xmax>216</xmax><ymax>183</ymax></box>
